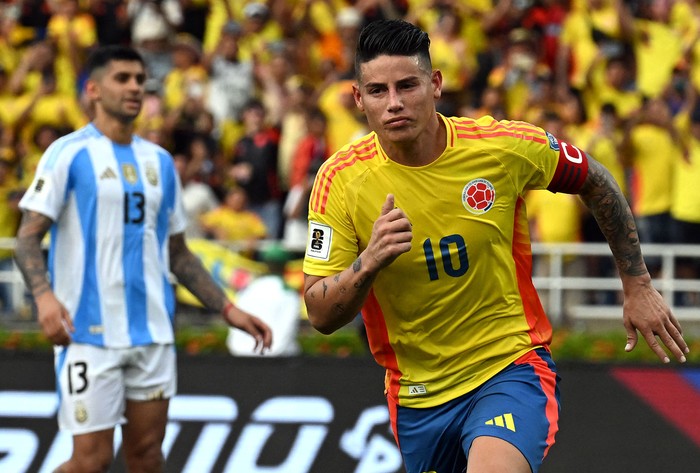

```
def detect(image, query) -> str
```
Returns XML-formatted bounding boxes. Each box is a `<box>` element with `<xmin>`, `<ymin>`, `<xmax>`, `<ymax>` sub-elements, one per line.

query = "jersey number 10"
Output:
<box><xmin>423</xmin><ymin>234</ymin><xmax>469</xmax><ymax>281</ymax></box>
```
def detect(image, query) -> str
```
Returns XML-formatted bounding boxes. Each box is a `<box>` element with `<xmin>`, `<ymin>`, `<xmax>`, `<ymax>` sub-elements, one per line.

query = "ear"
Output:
<box><xmin>352</xmin><ymin>83</ymin><xmax>364</xmax><ymax>112</ymax></box>
<box><xmin>84</xmin><ymin>79</ymin><xmax>100</xmax><ymax>102</ymax></box>
<box><xmin>431</xmin><ymin>69</ymin><xmax>443</xmax><ymax>100</ymax></box>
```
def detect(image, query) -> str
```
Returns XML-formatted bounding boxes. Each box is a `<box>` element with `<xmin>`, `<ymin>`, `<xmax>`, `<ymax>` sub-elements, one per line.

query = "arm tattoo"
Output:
<box><xmin>352</xmin><ymin>257</ymin><xmax>370</xmax><ymax>289</ymax></box>
<box><xmin>332</xmin><ymin>302</ymin><xmax>346</xmax><ymax>315</ymax></box>
<box><xmin>14</xmin><ymin>211</ymin><xmax>53</xmax><ymax>298</ymax></box>
<box><xmin>578</xmin><ymin>158</ymin><xmax>647</xmax><ymax>276</ymax></box>
<box><xmin>169</xmin><ymin>234</ymin><xmax>227</xmax><ymax>313</ymax></box>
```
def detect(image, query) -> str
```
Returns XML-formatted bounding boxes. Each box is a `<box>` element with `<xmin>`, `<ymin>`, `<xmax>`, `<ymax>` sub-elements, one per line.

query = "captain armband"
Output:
<box><xmin>546</xmin><ymin>141</ymin><xmax>589</xmax><ymax>194</ymax></box>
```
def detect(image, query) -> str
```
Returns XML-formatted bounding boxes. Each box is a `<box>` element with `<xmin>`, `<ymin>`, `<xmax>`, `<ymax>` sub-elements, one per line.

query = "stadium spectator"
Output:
<box><xmin>134</xmin><ymin>77</ymin><xmax>167</xmax><ymax>144</ymax></box>
<box><xmin>11</xmin><ymin>67</ymin><xmax>87</xmax><ymax>150</ymax></box>
<box><xmin>277</xmin><ymin>75</ymin><xmax>315</xmax><ymax>194</ymax></box>
<box><xmin>88</xmin><ymin>0</ymin><xmax>131</xmax><ymax>47</ymax></box>
<box><xmin>283</xmin><ymin>106</ymin><xmax>329</xmax><ymax>252</ymax></box>
<box><xmin>45</xmin><ymin>0</ymin><xmax>97</xmax><ymax>93</ymax></box>
<box><xmin>302</xmin><ymin>19</ymin><xmax>688</xmax><ymax>473</ymax></box>
<box><xmin>256</xmin><ymin>39</ymin><xmax>296</xmax><ymax>128</ymax></box>
<box><xmin>425</xmin><ymin>4</ymin><xmax>475</xmax><ymax>116</ymax></box>
<box><xmin>202</xmin><ymin>20</ymin><xmax>255</xmax><ymax>134</ymax></box>
<box><xmin>8</xmin><ymin>40</ymin><xmax>59</xmax><ymax>95</ymax></box>
<box><xmin>237</xmin><ymin>2</ymin><xmax>283</xmax><ymax>64</ymax></box>
<box><xmin>200</xmin><ymin>185</ymin><xmax>267</xmax><ymax>254</ymax></box>
<box><xmin>582</xmin><ymin>49</ymin><xmax>642</xmax><ymax>124</ymax></box>
<box><xmin>615</xmin><ymin>0</ymin><xmax>688</xmax><ymax>100</ymax></box>
<box><xmin>227</xmin><ymin>98</ymin><xmax>282</xmax><ymax>238</ymax></box>
<box><xmin>0</xmin><ymin>66</ymin><xmax>15</xmax><ymax>139</ymax></box>
<box><xmin>317</xmin><ymin>78</ymin><xmax>368</xmax><ymax>154</ymax></box>
<box><xmin>670</xmin><ymin>92</ymin><xmax>700</xmax><ymax>304</ymax></box>
<box><xmin>173</xmin><ymin>152</ymin><xmax>219</xmax><ymax>240</ymax></box>
<box><xmin>177</xmin><ymin>0</ymin><xmax>209</xmax><ymax>43</ymax></box>
<box><xmin>162</xmin><ymin>33</ymin><xmax>208</xmax><ymax>115</ymax></box>
<box><xmin>584</xmin><ymin>102</ymin><xmax>626</xmax><ymax>197</ymax></box>
<box><xmin>620</xmin><ymin>97</ymin><xmax>684</xmax><ymax>273</ymax></box>
<box><xmin>127</xmin><ymin>0</ymin><xmax>182</xmax><ymax>82</ymax></box>
<box><xmin>462</xmin><ymin>85</ymin><xmax>507</xmax><ymax>121</ymax></box>
<box><xmin>316</xmin><ymin>6</ymin><xmax>364</xmax><ymax>81</ymax></box>
<box><xmin>555</xmin><ymin>0</ymin><xmax>624</xmax><ymax>97</ymax></box>
<box><xmin>487</xmin><ymin>27</ymin><xmax>550</xmax><ymax>120</ymax></box>
<box><xmin>0</xmin><ymin>156</ymin><xmax>21</xmax><ymax>315</ymax></box>
<box><xmin>17</xmin><ymin>124</ymin><xmax>62</xmax><ymax>189</ymax></box>
<box><xmin>13</xmin><ymin>44</ymin><xmax>272</xmax><ymax>472</ymax></box>
<box><xmin>162</xmin><ymin>77</ymin><xmax>216</xmax><ymax>156</ymax></box>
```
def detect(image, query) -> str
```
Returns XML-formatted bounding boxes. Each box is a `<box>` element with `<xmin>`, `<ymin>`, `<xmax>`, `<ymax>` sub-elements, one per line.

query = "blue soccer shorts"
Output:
<box><xmin>391</xmin><ymin>347</ymin><xmax>560</xmax><ymax>473</ymax></box>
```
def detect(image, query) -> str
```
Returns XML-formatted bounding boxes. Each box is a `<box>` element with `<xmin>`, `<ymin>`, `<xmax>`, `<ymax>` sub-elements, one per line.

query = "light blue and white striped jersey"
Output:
<box><xmin>19</xmin><ymin>124</ymin><xmax>187</xmax><ymax>348</ymax></box>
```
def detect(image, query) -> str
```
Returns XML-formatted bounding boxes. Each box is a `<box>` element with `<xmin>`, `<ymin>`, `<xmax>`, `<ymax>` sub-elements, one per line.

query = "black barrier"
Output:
<box><xmin>1</xmin><ymin>352</ymin><xmax>699</xmax><ymax>472</ymax></box>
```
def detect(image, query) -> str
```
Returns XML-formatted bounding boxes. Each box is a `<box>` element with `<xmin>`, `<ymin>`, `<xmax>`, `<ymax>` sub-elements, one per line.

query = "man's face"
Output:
<box><xmin>88</xmin><ymin>60</ymin><xmax>146</xmax><ymax>123</ymax></box>
<box><xmin>354</xmin><ymin>54</ymin><xmax>441</xmax><ymax>144</ymax></box>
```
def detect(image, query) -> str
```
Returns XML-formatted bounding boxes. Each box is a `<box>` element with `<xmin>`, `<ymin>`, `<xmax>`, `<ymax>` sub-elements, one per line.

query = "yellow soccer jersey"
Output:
<box><xmin>627</xmin><ymin>124</ymin><xmax>679</xmax><ymax>217</ymax></box>
<box><xmin>304</xmin><ymin>114</ymin><xmax>588</xmax><ymax>408</ymax></box>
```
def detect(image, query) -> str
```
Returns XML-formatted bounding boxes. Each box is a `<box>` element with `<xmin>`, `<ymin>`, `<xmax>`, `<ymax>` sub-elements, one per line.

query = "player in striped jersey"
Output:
<box><xmin>14</xmin><ymin>45</ymin><xmax>272</xmax><ymax>472</ymax></box>
<box><xmin>302</xmin><ymin>19</ymin><xmax>689</xmax><ymax>473</ymax></box>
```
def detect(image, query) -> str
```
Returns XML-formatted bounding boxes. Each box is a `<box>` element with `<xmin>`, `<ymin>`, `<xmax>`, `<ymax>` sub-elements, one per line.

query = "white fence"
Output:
<box><xmin>531</xmin><ymin>242</ymin><xmax>700</xmax><ymax>326</ymax></box>
<box><xmin>1</xmin><ymin>238</ymin><xmax>698</xmax><ymax>328</ymax></box>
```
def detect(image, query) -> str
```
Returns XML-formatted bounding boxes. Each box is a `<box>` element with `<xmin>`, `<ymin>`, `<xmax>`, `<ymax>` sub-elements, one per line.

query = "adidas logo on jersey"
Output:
<box><xmin>100</xmin><ymin>168</ymin><xmax>117</xmax><ymax>180</ymax></box>
<box><xmin>407</xmin><ymin>385</ymin><xmax>427</xmax><ymax>395</ymax></box>
<box><xmin>484</xmin><ymin>413</ymin><xmax>516</xmax><ymax>432</ymax></box>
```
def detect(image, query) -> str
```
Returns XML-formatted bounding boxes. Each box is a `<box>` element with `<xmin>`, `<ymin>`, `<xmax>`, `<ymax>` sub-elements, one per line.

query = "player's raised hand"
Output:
<box><xmin>365</xmin><ymin>194</ymin><xmax>412</xmax><ymax>271</ymax></box>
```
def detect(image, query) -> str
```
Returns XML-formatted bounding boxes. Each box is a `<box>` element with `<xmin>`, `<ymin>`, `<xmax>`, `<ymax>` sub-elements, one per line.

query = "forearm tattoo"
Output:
<box><xmin>579</xmin><ymin>158</ymin><xmax>647</xmax><ymax>276</ymax></box>
<box><xmin>352</xmin><ymin>257</ymin><xmax>370</xmax><ymax>289</ymax></box>
<box><xmin>14</xmin><ymin>211</ymin><xmax>52</xmax><ymax>298</ymax></box>
<box><xmin>169</xmin><ymin>236</ymin><xmax>227</xmax><ymax>313</ymax></box>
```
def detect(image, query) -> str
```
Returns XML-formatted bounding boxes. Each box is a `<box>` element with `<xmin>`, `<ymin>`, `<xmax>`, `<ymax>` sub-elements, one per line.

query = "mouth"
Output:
<box><xmin>385</xmin><ymin>117</ymin><xmax>411</xmax><ymax>129</ymax></box>
<box><xmin>124</xmin><ymin>98</ymin><xmax>142</xmax><ymax>109</ymax></box>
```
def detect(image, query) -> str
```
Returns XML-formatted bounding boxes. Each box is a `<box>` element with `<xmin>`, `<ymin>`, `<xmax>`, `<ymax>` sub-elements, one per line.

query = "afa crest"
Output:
<box><xmin>121</xmin><ymin>163</ymin><xmax>139</xmax><ymax>184</ymax></box>
<box><xmin>145</xmin><ymin>163</ymin><xmax>158</xmax><ymax>186</ymax></box>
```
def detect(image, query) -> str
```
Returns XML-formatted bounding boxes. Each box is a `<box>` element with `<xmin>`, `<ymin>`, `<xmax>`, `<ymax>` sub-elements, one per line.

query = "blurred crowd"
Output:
<box><xmin>1</xmin><ymin>0</ymin><xmax>700</xmax><ymax>314</ymax></box>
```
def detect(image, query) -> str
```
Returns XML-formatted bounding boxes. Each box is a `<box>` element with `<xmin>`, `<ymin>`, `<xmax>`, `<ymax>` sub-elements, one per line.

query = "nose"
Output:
<box><xmin>387</xmin><ymin>87</ymin><xmax>403</xmax><ymax>112</ymax></box>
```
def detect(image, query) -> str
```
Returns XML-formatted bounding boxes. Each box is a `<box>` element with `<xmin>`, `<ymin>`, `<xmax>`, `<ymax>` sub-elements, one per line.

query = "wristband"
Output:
<box><xmin>222</xmin><ymin>301</ymin><xmax>234</xmax><ymax>318</ymax></box>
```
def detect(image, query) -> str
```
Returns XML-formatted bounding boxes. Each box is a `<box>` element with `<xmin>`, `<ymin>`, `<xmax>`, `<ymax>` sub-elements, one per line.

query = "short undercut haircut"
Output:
<box><xmin>85</xmin><ymin>45</ymin><xmax>145</xmax><ymax>79</ymax></box>
<box><xmin>354</xmin><ymin>19</ymin><xmax>432</xmax><ymax>80</ymax></box>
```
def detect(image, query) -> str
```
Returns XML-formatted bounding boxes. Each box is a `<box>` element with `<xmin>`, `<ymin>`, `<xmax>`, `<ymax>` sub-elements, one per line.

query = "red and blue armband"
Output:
<box><xmin>547</xmin><ymin>141</ymin><xmax>589</xmax><ymax>194</ymax></box>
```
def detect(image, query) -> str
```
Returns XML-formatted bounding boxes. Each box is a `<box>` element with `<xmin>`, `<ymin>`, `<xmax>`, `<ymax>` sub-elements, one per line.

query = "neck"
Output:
<box><xmin>380</xmin><ymin>114</ymin><xmax>446</xmax><ymax>167</ymax></box>
<box><xmin>92</xmin><ymin>116</ymin><xmax>134</xmax><ymax>145</ymax></box>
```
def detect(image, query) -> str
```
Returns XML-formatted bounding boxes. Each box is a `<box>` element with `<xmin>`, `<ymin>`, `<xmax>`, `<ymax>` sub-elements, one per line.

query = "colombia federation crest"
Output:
<box><xmin>462</xmin><ymin>178</ymin><xmax>496</xmax><ymax>215</ymax></box>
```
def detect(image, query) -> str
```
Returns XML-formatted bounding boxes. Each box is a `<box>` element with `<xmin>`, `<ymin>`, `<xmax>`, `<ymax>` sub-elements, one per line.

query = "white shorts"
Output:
<box><xmin>54</xmin><ymin>343</ymin><xmax>177</xmax><ymax>435</ymax></box>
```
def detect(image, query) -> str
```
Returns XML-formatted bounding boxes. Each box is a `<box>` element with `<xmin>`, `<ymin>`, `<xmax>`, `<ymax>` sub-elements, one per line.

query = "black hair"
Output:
<box><xmin>84</xmin><ymin>45</ymin><xmax>145</xmax><ymax>78</ymax></box>
<box><xmin>354</xmin><ymin>19</ymin><xmax>431</xmax><ymax>80</ymax></box>
<box><xmin>306</xmin><ymin>106</ymin><xmax>327</xmax><ymax>124</ymax></box>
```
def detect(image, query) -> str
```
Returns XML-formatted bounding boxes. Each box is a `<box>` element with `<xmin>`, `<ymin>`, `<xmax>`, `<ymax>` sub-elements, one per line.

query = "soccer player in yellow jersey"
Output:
<box><xmin>302</xmin><ymin>20</ymin><xmax>689</xmax><ymax>473</ymax></box>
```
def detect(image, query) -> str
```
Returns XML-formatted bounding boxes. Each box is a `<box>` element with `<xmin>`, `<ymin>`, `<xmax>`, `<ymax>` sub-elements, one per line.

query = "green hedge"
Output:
<box><xmin>1</xmin><ymin>326</ymin><xmax>698</xmax><ymax>363</ymax></box>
